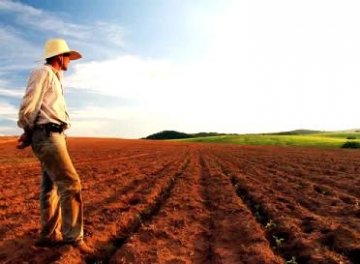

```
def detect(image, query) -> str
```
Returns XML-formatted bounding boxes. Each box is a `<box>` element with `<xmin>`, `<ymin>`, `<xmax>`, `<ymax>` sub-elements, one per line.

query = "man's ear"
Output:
<box><xmin>59</xmin><ymin>55</ymin><xmax>64</xmax><ymax>67</ymax></box>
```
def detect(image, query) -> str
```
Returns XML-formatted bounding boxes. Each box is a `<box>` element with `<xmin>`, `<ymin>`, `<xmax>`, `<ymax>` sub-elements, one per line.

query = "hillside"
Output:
<box><xmin>144</xmin><ymin>130</ymin><xmax>226</xmax><ymax>140</ymax></box>
<box><xmin>145</xmin><ymin>129</ymin><xmax>326</xmax><ymax>140</ymax></box>
<box><xmin>144</xmin><ymin>130</ymin><xmax>360</xmax><ymax>148</ymax></box>
<box><xmin>266</xmin><ymin>129</ymin><xmax>324</xmax><ymax>135</ymax></box>
<box><xmin>144</xmin><ymin>130</ymin><xmax>192</xmax><ymax>140</ymax></box>
<box><xmin>179</xmin><ymin>132</ymin><xmax>360</xmax><ymax>148</ymax></box>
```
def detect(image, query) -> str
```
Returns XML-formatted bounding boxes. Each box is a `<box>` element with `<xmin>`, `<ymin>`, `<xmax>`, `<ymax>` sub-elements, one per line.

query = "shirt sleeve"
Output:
<box><xmin>17</xmin><ymin>68</ymin><xmax>49</xmax><ymax>130</ymax></box>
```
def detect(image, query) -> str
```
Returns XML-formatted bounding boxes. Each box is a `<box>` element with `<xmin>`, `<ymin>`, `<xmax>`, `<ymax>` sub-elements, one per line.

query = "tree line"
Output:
<box><xmin>144</xmin><ymin>130</ymin><xmax>227</xmax><ymax>140</ymax></box>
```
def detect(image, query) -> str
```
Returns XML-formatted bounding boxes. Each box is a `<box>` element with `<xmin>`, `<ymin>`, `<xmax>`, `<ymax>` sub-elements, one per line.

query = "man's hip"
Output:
<box><xmin>34</xmin><ymin>123</ymin><xmax>64</xmax><ymax>136</ymax></box>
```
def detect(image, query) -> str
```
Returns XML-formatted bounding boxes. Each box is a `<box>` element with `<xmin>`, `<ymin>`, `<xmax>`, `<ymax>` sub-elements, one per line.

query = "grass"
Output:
<box><xmin>173</xmin><ymin>132</ymin><xmax>360</xmax><ymax>148</ymax></box>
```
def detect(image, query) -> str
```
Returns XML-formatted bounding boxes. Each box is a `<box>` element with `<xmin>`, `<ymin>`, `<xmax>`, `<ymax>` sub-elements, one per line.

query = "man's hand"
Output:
<box><xmin>17</xmin><ymin>131</ymin><xmax>32</xmax><ymax>149</ymax></box>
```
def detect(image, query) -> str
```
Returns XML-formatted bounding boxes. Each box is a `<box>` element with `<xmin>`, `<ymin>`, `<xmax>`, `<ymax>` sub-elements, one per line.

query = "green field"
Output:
<box><xmin>174</xmin><ymin>132</ymin><xmax>360</xmax><ymax>148</ymax></box>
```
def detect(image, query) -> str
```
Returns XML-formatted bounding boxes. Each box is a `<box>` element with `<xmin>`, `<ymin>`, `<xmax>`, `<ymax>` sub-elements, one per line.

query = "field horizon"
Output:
<box><xmin>3</xmin><ymin>128</ymin><xmax>360</xmax><ymax>148</ymax></box>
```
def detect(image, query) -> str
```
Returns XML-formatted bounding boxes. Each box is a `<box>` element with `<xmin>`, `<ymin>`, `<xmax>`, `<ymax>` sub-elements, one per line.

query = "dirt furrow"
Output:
<box><xmin>81</xmin><ymin>150</ymin><xmax>191</xmax><ymax>264</ymax></box>
<box><xmin>212</xmin><ymin>153</ymin><xmax>357</xmax><ymax>264</ymax></box>
<box><xmin>108</xmin><ymin>149</ymin><xmax>205</xmax><ymax>263</ymax></box>
<box><xmin>84</xmin><ymin>154</ymin><xmax>181</xmax><ymax>217</ymax></box>
<box><xmin>211</xmin><ymin>147</ymin><xmax>359</xmax><ymax>197</ymax></box>
<box><xmin>212</xmin><ymin>151</ymin><xmax>360</xmax><ymax>230</ymax></box>
<box><xmin>198</xmin><ymin>151</ymin><xmax>284</xmax><ymax>264</ymax></box>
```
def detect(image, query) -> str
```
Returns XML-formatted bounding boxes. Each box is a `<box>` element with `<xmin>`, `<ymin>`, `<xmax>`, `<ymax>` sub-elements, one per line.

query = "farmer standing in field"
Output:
<box><xmin>17</xmin><ymin>39</ymin><xmax>93</xmax><ymax>254</ymax></box>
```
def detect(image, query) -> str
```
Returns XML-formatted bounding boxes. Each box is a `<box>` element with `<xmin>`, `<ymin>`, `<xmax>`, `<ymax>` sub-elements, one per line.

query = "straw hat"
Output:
<box><xmin>37</xmin><ymin>38</ymin><xmax>82</xmax><ymax>61</ymax></box>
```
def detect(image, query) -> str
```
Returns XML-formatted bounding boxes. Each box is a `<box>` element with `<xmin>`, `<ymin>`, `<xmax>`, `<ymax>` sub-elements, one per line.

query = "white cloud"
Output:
<box><xmin>0</xmin><ymin>26</ymin><xmax>38</xmax><ymax>60</ymax></box>
<box><xmin>0</xmin><ymin>64</ymin><xmax>34</xmax><ymax>72</ymax></box>
<box><xmin>64</xmin><ymin>25</ymin><xmax>360</xmax><ymax>136</ymax></box>
<box><xmin>0</xmin><ymin>87</ymin><xmax>24</xmax><ymax>98</ymax></box>
<box><xmin>0</xmin><ymin>79</ymin><xmax>7</xmax><ymax>87</ymax></box>
<box><xmin>0</xmin><ymin>0</ymin><xmax>125</xmax><ymax>49</ymax></box>
<box><xmin>0</xmin><ymin>100</ymin><xmax>18</xmax><ymax>121</ymax></box>
<box><xmin>67</xmin><ymin>104</ymin><xmax>174</xmax><ymax>138</ymax></box>
<box><xmin>66</xmin><ymin>55</ymin><xmax>175</xmax><ymax>101</ymax></box>
<box><xmin>0</xmin><ymin>0</ymin><xmax>41</xmax><ymax>15</ymax></box>
<box><xmin>188</xmin><ymin>0</ymin><xmax>360</xmax><ymax>132</ymax></box>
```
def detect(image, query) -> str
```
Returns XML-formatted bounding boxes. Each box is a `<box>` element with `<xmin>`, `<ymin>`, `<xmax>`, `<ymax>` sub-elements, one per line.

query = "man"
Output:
<box><xmin>17</xmin><ymin>39</ymin><xmax>93</xmax><ymax>254</ymax></box>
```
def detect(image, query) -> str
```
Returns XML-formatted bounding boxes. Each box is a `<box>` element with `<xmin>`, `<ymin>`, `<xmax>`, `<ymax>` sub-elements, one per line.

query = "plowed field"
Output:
<box><xmin>0</xmin><ymin>137</ymin><xmax>359</xmax><ymax>264</ymax></box>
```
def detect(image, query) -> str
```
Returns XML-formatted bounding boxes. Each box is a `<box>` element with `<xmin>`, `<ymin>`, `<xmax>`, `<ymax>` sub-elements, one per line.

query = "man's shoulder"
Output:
<box><xmin>30</xmin><ymin>65</ymin><xmax>53</xmax><ymax>78</ymax></box>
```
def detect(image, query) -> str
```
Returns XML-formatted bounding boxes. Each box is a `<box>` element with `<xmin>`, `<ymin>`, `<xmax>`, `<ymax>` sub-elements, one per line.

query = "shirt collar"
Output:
<box><xmin>45</xmin><ymin>64</ymin><xmax>63</xmax><ymax>82</ymax></box>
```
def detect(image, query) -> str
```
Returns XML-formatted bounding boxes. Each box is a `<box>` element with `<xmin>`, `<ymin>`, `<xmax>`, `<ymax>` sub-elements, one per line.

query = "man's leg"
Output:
<box><xmin>39</xmin><ymin>168</ymin><xmax>62</xmax><ymax>241</ymax></box>
<box><xmin>32</xmin><ymin>129</ymin><xmax>83</xmax><ymax>242</ymax></box>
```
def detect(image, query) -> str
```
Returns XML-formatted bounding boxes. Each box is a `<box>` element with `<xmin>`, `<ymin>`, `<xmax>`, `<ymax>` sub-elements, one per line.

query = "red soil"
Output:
<box><xmin>0</xmin><ymin>137</ymin><xmax>359</xmax><ymax>264</ymax></box>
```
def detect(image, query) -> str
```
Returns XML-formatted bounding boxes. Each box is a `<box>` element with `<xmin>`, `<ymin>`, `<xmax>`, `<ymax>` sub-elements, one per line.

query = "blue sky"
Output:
<box><xmin>1</xmin><ymin>0</ymin><xmax>360</xmax><ymax>138</ymax></box>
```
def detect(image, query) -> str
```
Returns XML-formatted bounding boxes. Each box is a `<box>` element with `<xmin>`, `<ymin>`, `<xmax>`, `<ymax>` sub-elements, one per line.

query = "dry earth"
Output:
<box><xmin>0</xmin><ymin>137</ymin><xmax>359</xmax><ymax>264</ymax></box>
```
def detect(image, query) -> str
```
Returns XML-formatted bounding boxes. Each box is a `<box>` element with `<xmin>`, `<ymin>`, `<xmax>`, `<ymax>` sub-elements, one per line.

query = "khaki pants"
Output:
<box><xmin>31</xmin><ymin>128</ymin><xmax>83</xmax><ymax>242</ymax></box>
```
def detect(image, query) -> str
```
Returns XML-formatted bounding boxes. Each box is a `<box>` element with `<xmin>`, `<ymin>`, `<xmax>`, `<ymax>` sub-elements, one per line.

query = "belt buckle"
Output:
<box><xmin>46</xmin><ymin>123</ymin><xmax>63</xmax><ymax>133</ymax></box>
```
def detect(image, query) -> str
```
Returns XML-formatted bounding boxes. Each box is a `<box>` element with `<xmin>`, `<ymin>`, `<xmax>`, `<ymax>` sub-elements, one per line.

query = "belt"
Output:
<box><xmin>34</xmin><ymin>123</ymin><xmax>64</xmax><ymax>135</ymax></box>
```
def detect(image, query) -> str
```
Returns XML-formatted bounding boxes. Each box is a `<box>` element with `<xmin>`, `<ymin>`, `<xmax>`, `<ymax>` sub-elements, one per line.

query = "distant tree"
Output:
<box><xmin>341</xmin><ymin>141</ymin><xmax>360</xmax><ymax>149</ymax></box>
<box><xmin>346</xmin><ymin>136</ymin><xmax>356</xmax><ymax>140</ymax></box>
<box><xmin>191</xmin><ymin>132</ymin><xmax>225</xmax><ymax>137</ymax></box>
<box><xmin>145</xmin><ymin>130</ymin><xmax>192</xmax><ymax>140</ymax></box>
<box><xmin>144</xmin><ymin>130</ymin><xmax>229</xmax><ymax>140</ymax></box>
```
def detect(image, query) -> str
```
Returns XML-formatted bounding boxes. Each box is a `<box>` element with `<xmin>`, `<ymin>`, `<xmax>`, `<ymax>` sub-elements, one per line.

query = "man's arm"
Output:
<box><xmin>18</xmin><ymin>68</ymin><xmax>49</xmax><ymax>130</ymax></box>
<box><xmin>17</xmin><ymin>68</ymin><xmax>49</xmax><ymax>149</ymax></box>
<box><xmin>17</xmin><ymin>130</ymin><xmax>32</xmax><ymax>149</ymax></box>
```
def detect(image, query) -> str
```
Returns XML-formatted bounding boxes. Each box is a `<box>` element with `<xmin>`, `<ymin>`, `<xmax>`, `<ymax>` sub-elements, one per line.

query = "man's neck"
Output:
<box><xmin>46</xmin><ymin>63</ymin><xmax>61</xmax><ymax>73</ymax></box>
<box><xmin>47</xmin><ymin>62</ymin><xmax>62</xmax><ymax>72</ymax></box>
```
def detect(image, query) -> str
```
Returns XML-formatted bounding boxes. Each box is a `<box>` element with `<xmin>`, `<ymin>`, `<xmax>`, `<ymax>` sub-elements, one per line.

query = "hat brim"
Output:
<box><xmin>36</xmin><ymin>50</ymin><xmax>83</xmax><ymax>62</ymax></box>
<box><xmin>69</xmin><ymin>50</ymin><xmax>82</xmax><ymax>60</ymax></box>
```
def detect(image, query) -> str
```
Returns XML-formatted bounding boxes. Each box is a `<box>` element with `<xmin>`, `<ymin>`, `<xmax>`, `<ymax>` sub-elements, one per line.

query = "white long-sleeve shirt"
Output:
<box><xmin>18</xmin><ymin>65</ymin><xmax>70</xmax><ymax>130</ymax></box>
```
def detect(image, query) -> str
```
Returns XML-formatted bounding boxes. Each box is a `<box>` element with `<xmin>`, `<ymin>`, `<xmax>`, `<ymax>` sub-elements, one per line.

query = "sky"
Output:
<box><xmin>1</xmin><ymin>0</ymin><xmax>360</xmax><ymax>139</ymax></box>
